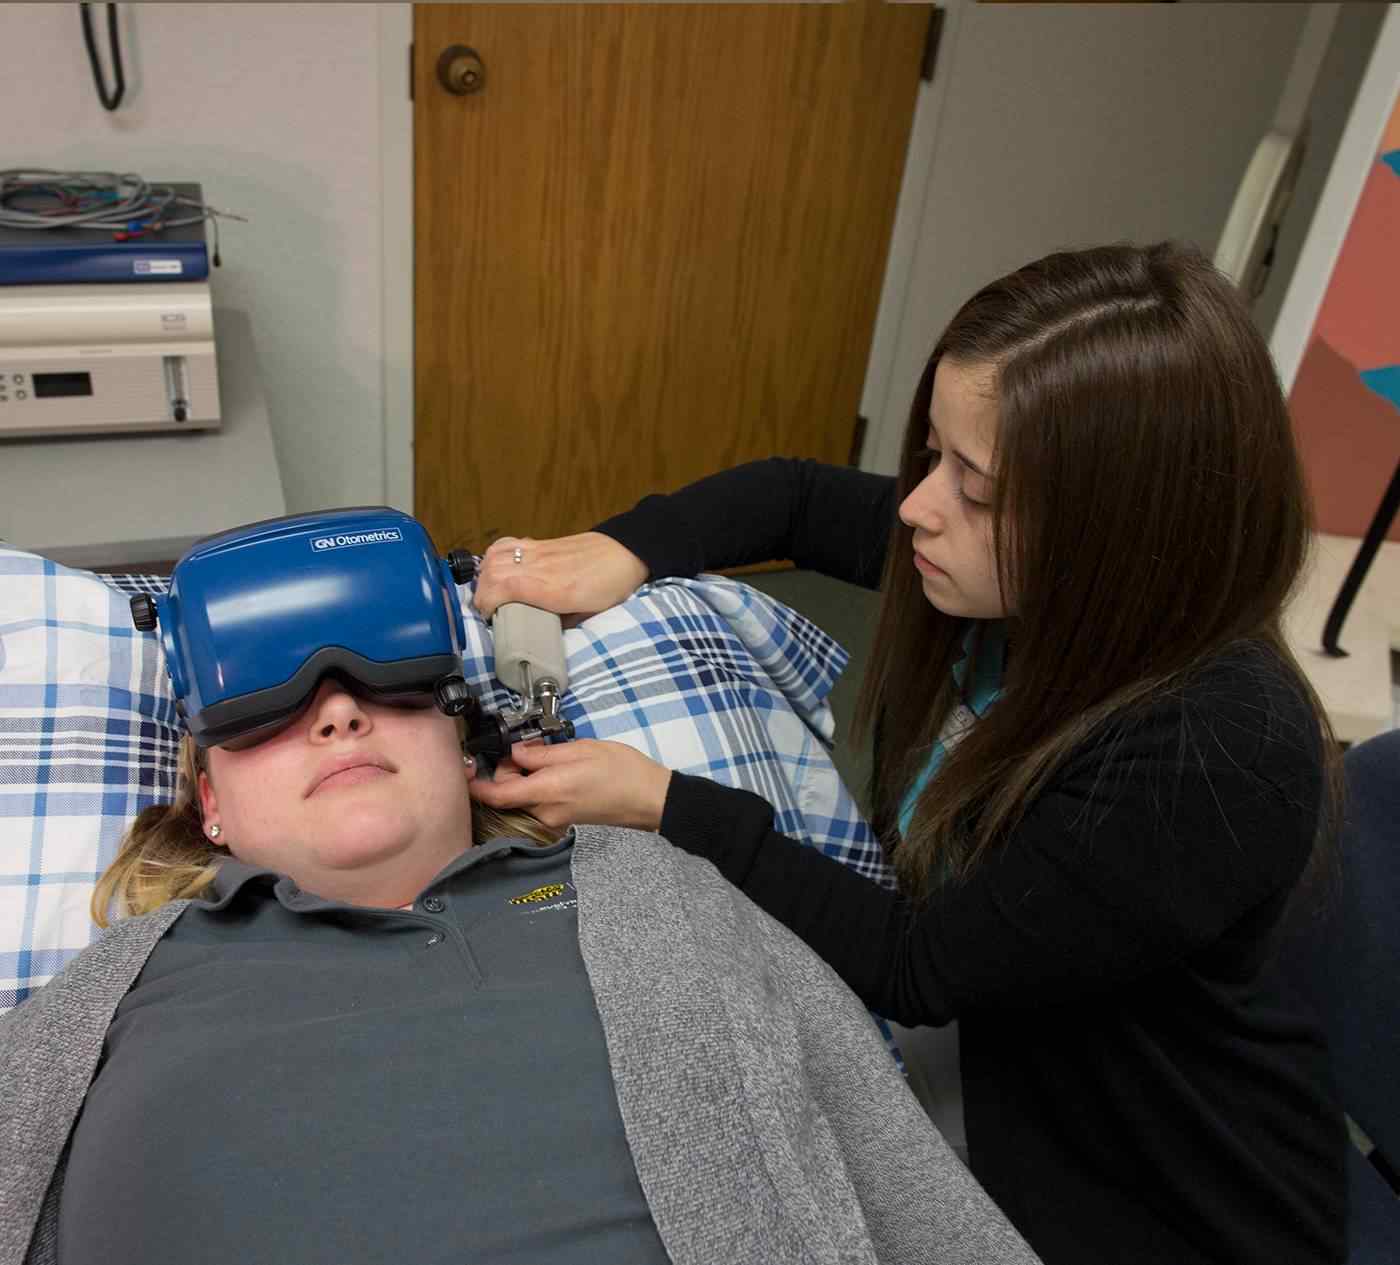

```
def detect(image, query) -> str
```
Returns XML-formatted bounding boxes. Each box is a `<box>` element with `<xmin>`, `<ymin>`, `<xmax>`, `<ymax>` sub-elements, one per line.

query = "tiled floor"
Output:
<box><xmin>1284</xmin><ymin>535</ymin><xmax>1396</xmax><ymax>743</ymax></box>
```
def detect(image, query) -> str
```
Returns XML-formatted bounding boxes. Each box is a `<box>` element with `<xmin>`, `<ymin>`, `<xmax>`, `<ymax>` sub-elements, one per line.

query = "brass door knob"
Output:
<box><xmin>437</xmin><ymin>45</ymin><xmax>486</xmax><ymax>96</ymax></box>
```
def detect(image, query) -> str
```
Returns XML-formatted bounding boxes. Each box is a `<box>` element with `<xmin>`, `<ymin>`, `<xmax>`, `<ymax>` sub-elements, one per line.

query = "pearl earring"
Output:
<box><xmin>463</xmin><ymin>754</ymin><xmax>476</xmax><ymax>770</ymax></box>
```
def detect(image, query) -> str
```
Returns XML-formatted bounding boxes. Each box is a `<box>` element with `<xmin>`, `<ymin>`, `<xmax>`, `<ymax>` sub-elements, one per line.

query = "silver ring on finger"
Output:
<box><xmin>512</xmin><ymin>546</ymin><xmax>524</xmax><ymax>565</ymax></box>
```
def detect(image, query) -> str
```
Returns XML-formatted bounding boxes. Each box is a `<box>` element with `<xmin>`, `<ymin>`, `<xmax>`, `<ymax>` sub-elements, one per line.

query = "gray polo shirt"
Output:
<box><xmin>59</xmin><ymin>835</ymin><xmax>671</xmax><ymax>1265</ymax></box>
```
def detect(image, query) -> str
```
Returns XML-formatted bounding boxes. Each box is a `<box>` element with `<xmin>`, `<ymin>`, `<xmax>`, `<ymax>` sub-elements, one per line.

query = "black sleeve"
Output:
<box><xmin>658</xmin><ymin>675</ymin><xmax>1321</xmax><ymax>1028</ymax></box>
<box><xmin>593</xmin><ymin>458</ymin><xmax>896</xmax><ymax>591</ymax></box>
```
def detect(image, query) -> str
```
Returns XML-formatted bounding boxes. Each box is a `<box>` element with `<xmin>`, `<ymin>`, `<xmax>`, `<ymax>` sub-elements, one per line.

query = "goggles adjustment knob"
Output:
<box><xmin>434</xmin><ymin>675</ymin><xmax>475</xmax><ymax>716</ymax></box>
<box><xmin>446</xmin><ymin>550</ymin><xmax>477</xmax><ymax>584</ymax></box>
<box><xmin>130</xmin><ymin>594</ymin><xmax>158</xmax><ymax>631</ymax></box>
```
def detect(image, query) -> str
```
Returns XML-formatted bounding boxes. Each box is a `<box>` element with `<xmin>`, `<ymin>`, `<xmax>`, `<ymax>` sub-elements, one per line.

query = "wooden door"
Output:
<box><xmin>414</xmin><ymin>2</ymin><xmax>930</xmax><ymax>554</ymax></box>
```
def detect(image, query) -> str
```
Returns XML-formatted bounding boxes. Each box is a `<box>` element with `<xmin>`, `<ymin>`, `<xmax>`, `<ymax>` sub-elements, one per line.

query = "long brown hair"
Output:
<box><xmin>92</xmin><ymin>731</ymin><xmax>559</xmax><ymax>926</ymax></box>
<box><xmin>855</xmin><ymin>241</ymin><xmax>1341</xmax><ymax>902</ymax></box>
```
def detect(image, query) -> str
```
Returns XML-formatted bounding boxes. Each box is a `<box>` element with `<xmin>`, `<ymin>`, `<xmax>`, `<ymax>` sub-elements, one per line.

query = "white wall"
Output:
<box><xmin>862</xmin><ymin>0</ymin><xmax>1314</xmax><ymax>475</ymax></box>
<box><xmin>1</xmin><ymin>3</ymin><xmax>390</xmax><ymax>516</ymax></box>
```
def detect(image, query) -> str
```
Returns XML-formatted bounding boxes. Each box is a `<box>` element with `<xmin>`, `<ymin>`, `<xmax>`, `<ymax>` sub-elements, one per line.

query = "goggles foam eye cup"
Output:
<box><xmin>214</xmin><ymin>681</ymin><xmax>443</xmax><ymax>752</ymax></box>
<box><xmin>218</xmin><ymin>721</ymin><xmax>295</xmax><ymax>753</ymax></box>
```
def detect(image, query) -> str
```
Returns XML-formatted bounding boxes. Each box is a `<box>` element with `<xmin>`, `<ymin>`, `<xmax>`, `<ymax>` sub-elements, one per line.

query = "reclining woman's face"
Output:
<box><xmin>197</xmin><ymin>678</ymin><xmax>475</xmax><ymax>906</ymax></box>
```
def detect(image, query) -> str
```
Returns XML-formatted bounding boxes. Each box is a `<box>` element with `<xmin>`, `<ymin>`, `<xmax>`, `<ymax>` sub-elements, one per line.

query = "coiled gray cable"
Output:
<box><xmin>0</xmin><ymin>170</ymin><xmax>244</xmax><ymax>261</ymax></box>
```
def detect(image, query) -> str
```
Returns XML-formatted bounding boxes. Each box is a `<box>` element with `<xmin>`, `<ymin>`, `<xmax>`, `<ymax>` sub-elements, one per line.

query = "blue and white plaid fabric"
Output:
<box><xmin>0</xmin><ymin>552</ymin><xmax>181</xmax><ymax>1013</ymax></box>
<box><xmin>0</xmin><ymin>545</ymin><xmax>886</xmax><ymax>1014</ymax></box>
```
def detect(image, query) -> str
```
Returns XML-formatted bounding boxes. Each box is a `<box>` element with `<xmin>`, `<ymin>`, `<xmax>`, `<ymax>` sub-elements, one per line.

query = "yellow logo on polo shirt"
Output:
<box><xmin>509</xmin><ymin>883</ymin><xmax>566</xmax><ymax>906</ymax></box>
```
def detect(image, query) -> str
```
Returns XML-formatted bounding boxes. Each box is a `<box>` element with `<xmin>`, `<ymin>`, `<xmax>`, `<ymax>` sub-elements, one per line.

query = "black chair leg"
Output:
<box><xmin>1322</xmin><ymin>457</ymin><xmax>1400</xmax><ymax>658</ymax></box>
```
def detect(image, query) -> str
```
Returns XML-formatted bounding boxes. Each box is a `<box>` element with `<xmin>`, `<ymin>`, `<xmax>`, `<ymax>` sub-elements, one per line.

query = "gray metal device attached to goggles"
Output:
<box><xmin>129</xmin><ymin>507</ymin><xmax>573</xmax><ymax>759</ymax></box>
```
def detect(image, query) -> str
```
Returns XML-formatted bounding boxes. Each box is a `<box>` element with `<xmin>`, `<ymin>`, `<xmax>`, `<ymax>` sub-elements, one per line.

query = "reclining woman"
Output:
<box><xmin>0</xmin><ymin>587</ymin><xmax>1040</xmax><ymax>1265</ymax></box>
<box><xmin>471</xmin><ymin>241</ymin><xmax>1349</xmax><ymax>1264</ymax></box>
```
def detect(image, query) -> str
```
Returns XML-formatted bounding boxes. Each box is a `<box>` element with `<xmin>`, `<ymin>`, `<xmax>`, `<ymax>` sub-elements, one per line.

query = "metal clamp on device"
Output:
<box><xmin>462</xmin><ymin>602</ymin><xmax>575</xmax><ymax>763</ymax></box>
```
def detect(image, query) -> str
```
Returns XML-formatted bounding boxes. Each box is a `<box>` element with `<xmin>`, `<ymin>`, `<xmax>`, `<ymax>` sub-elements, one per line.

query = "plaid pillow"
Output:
<box><xmin>0</xmin><ymin>545</ymin><xmax>884</xmax><ymax>1013</ymax></box>
<box><xmin>0</xmin><ymin>549</ymin><xmax>180</xmax><ymax>1013</ymax></box>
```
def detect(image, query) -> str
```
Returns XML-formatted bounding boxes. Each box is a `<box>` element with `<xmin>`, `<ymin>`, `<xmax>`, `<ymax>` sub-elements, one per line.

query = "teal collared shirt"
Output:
<box><xmin>896</xmin><ymin>620</ymin><xmax>1007</xmax><ymax>838</ymax></box>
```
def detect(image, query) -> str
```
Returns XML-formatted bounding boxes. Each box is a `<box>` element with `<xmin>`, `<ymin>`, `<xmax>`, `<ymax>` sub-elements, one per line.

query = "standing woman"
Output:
<box><xmin>471</xmin><ymin>242</ymin><xmax>1347</xmax><ymax>1265</ymax></box>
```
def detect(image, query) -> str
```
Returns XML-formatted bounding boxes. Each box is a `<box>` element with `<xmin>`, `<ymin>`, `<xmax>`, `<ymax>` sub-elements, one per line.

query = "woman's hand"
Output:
<box><xmin>469</xmin><ymin>739</ymin><xmax>672</xmax><ymax>833</ymax></box>
<box><xmin>473</xmin><ymin>532</ymin><xmax>649</xmax><ymax>622</ymax></box>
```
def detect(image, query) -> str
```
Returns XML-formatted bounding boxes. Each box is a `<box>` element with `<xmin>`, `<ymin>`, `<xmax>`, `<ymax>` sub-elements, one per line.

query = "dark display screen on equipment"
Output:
<box><xmin>33</xmin><ymin>372</ymin><xmax>94</xmax><ymax>399</ymax></box>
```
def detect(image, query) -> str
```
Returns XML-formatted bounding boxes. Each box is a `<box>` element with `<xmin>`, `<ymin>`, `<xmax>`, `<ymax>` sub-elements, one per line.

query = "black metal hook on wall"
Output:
<box><xmin>80</xmin><ymin>4</ymin><xmax>126</xmax><ymax>111</ymax></box>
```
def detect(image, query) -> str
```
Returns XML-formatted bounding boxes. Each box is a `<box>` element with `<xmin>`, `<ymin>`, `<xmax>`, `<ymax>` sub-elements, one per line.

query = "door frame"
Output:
<box><xmin>380</xmin><ymin>2</ymin><xmax>415</xmax><ymax>513</ymax></box>
<box><xmin>857</xmin><ymin>0</ymin><xmax>965</xmax><ymax>478</ymax></box>
<box><xmin>378</xmin><ymin>1</ymin><xmax>961</xmax><ymax>515</ymax></box>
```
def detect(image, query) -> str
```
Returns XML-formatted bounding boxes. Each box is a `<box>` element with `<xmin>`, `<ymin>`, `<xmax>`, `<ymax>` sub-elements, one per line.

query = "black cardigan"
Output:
<box><xmin>596</xmin><ymin>458</ymin><xmax>1346</xmax><ymax>1265</ymax></box>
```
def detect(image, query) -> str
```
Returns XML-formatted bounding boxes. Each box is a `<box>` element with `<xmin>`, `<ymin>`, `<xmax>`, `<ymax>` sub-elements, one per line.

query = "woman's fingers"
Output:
<box><xmin>508</xmin><ymin>739</ymin><xmax>578</xmax><ymax>767</ymax></box>
<box><xmin>488</xmin><ymin>753</ymin><xmax>527</xmax><ymax>781</ymax></box>
<box><xmin>473</xmin><ymin>539</ymin><xmax>561</xmax><ymax>619</ymax></box>
<box><xmin>472</xmin><ymin>532</ymin><xmax>648</xmax><ymax>620</ymax></box>
<box><xmin>473</xmin><ymin>536</ymin><xmax>551</xmax><ymax>618</ymax></box>
<box><xmin>469</xmin><ymin>767</ymin><xmax>553</xmax><ymax>811</ymax></box>
<box><xmin>469</xmin><ymin>749</ymin><xmax>580</xmax><ymax>830</ymax></box>
<box><xmin>466</xmin><ymin>739</ymin><xmax>670</xmax><ymax>832</ymax></box>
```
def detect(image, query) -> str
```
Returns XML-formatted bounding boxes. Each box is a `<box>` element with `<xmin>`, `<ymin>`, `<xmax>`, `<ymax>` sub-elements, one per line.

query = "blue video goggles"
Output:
<box><xmin>131</xmin><ymin>507</ymin><xmax>508</xmax><ymax>755</ymax></box>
